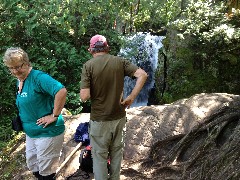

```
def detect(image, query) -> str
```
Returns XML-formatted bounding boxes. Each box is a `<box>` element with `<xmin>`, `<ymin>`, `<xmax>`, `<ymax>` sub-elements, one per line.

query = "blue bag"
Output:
<box><xmin>74</xmin><ymin>122</ymin><xmax>90</xmax><ymax>146</ymax></box>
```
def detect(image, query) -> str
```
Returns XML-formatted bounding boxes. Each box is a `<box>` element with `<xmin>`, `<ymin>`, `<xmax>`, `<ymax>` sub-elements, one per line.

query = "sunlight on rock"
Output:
<box><xmin>192</xmin><ymin>107</ymin><xmax>208</xmax><ymax>118</ymax></box>
<box><xmin>172</xmin><ymin>157</ymin><xmax>178</xmax><ymax>165</ymax></box>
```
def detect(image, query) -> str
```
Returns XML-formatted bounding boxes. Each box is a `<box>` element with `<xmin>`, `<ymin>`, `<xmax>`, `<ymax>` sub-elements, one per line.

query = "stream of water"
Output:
<box><xmin>119</xmin><ymin>33</ymin><xmax>165</xmax><ymax>107</ymax></box>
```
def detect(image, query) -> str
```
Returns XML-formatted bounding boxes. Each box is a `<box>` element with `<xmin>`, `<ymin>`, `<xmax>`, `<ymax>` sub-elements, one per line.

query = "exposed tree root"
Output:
<box><xmin>140</xmin><ymin>103</ymin><xmax>240</xmax><ymax>180</ymax></box>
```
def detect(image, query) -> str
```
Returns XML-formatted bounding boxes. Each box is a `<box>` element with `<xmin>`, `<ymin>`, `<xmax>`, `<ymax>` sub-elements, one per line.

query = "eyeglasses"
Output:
<box><xmin>8</xmin><ymin>63</ymin><xmax>25</xmax><ymax>71</ymax></box>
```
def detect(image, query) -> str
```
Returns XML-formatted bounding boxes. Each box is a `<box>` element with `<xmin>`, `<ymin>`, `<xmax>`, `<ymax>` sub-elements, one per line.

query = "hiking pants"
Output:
<box><xmin>89</xmin><ymin>116</ymin><xmax>126</xmax><ymax>180</ymax></box>
<box><xmin>25</xmin><ymin>133</ymin><xmax>64</xmax><ymax>176</ymax></box>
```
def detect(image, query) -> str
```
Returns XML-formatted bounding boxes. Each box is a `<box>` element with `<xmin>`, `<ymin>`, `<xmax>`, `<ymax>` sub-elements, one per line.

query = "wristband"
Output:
<box><xmin>52</xmin><ymin>114</ymin><xmax>59</xmax><ymax>118</ymax></box>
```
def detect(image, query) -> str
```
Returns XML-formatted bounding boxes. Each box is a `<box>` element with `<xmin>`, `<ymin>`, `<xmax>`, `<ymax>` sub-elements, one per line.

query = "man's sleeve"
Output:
<box><xmin>123</xmin><ymin>59</ymin><xmax>139</xmax><ymax>78</ymax></box>
<box><xmin>80</xmin><ymin>63</ymin><xmax>91</xmax><ymax>89</ymax></box>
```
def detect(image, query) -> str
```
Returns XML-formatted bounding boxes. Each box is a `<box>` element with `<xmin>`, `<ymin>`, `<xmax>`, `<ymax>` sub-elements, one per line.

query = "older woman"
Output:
<box><xmin>3</xmin><ymin>47</ymin><xmax>67</xmax><ymax>180</ymax></box>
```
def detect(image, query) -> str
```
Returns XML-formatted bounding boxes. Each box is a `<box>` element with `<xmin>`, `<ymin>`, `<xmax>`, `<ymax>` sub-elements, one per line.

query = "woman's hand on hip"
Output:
<box><xmin>36</xmin><ymin>115</ymin><xmax>57</xmax><ymax>128</ymax></box>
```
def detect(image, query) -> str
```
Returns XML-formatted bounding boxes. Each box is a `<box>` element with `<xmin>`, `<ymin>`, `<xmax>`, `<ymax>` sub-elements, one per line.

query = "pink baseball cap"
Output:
<box><xmin>89</xmin><ymin>34</ymin><xmax>108</xmax><ymax>48</ymax></box>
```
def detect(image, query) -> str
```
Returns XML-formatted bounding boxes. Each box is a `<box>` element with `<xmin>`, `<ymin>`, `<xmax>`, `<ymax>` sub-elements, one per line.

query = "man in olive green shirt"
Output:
<box><xmin>80</xmin><ymin>34</ymin><xmax>148</xmax><ymax>180</ymax></box>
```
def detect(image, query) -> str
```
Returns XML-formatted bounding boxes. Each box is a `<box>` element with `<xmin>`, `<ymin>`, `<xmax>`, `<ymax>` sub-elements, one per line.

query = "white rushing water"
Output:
<box><xmin>119</xmin><ymin>33</ymin><xmax>165</xmax><ymax>107</ymax></box>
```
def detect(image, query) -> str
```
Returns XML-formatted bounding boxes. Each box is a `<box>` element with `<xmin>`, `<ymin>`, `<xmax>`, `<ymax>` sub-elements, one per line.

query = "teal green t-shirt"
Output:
<box><xmin>16</xmin><ymin>69</ymin><xmax>65</xmax><ymax>138</ymax></box>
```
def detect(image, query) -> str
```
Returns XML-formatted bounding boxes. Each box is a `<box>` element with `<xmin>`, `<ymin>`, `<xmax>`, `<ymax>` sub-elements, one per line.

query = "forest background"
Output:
<box><xmin>0</xmin><ymin>0</ymin><xmax>239</xmax><ymax>157</ymax></box>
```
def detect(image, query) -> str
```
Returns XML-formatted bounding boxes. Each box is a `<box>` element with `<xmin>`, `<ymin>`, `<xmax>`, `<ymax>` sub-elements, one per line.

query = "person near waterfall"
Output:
<box><xmin>80</xmin><ymin>34</ymin><xmax>148</xmax><ymax>180</ymax></box>
<box><xmin>3</xmin><ymin>47</ymin><xmax>67</xmax><ymax>180</ymax></box>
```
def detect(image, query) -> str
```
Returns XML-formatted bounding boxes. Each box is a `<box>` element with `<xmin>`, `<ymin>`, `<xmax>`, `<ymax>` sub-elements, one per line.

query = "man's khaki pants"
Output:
<box><xmin>89</xmin><ymin>117</ymin><xmax>126</xmax><ymax>180</ymax></box>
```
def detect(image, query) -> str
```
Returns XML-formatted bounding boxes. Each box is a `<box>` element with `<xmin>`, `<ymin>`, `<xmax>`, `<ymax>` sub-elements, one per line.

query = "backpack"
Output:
<box><xmin>77</xmin><ymin>145</ymin><xmax>93</xmax><ymax>179</ymax></box>
<box><xmin>79</xmin><ymin>145</ymin><xmax>111</xmax><ymax>177</ymax></box>
<box><xmin>65</xmin><ymin>146</ymin><xmax>92</xmax><ymax>180</ymax></box>
<box><xmin>79</xmin><ymin>145</ymin><xmax>93</xmax><ymax>174</ymax></box>
<box><xmin>74</xmin><ymin>122</ymin><xmax>90</xmax><ymax>146</ymax></box>
<box><xmin>76</xmin><ymin>122</ymin><xmax>110</xmax><ymax>177</ymax></box>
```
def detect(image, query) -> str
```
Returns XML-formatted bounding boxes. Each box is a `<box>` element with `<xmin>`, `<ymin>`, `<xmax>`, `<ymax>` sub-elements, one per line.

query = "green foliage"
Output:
<box><xmin>162</xmin><ymin>0</ymin><xmax>240</xmax><ymax>102</ymax></box>
<box><xmin>0</xmin><ymin>133</ymin><xmax>25</xmax><ymax>179</ymax></box>
<box><xmin>118</xmin><ymin>0</ymin><xmax>182</xmax><ymax>34</ymax></box>
<box><xmin>0</xmin><ymin>62</ymin><xmax>17</xmax><ymax>146</ymax></box>
<box><xmin>0</xmin><ymin>0</ymin><xmax>123</xmax><ymax>150</ymax></box>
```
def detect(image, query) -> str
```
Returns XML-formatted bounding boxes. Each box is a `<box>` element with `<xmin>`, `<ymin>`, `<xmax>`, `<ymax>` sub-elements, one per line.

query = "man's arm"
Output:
<box><xmin>80</xmin><ymin>88</ymin><xmax>91</xmax><ymax>102</ymax></box>
<box><xmin>121</xmin><ymin>68</ymin><xmax>148</xmax><ymax>108</ymax></box>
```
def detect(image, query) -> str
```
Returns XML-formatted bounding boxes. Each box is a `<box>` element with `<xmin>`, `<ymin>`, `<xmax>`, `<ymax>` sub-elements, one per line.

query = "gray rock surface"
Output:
<box><xmin>124</xmin><ymin>93</ymin><xmax>240</xmax><ymax>161</ymax></box>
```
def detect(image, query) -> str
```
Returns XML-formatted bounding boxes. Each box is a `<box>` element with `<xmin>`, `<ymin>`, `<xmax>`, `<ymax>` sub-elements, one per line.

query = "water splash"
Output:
<box><xmin>119</xmin><ymin>33</ymin><xmax>165</xmax><ymax>107</ymax></box>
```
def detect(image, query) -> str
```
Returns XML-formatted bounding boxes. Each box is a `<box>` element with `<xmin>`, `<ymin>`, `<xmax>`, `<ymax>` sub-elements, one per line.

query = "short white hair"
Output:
<box><xmin>3</xmin><ymin>47</ymin><xmax>29</xmax><ymax>65</ymax></box>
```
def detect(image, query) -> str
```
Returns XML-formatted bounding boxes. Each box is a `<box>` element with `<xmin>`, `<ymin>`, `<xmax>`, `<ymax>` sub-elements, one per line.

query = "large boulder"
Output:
<box><xmin>122</xmin><ymin>93</ymin><xmax>240</xmax><ymax>179</ymax></box>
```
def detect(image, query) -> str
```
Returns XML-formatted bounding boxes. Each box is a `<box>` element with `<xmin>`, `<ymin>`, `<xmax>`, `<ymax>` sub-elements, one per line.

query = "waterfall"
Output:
<box><xmin>119</xmin><ymin>33</ymin><xmax>165</xmax><ymax>107</ymax></box>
